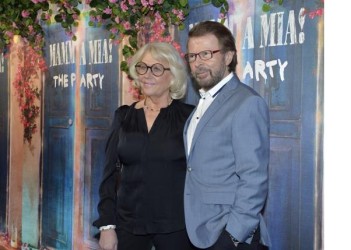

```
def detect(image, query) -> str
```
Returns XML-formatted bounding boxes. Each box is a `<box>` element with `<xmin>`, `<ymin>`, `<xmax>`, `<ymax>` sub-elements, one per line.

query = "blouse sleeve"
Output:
<box><xmin>92</xmin><ymin>105</ymin><xmax>129</xmax><ymax>228</ymax></box>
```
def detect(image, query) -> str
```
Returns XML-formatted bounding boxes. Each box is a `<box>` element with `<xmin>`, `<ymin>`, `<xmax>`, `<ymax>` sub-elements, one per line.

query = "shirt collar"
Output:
<box><xmin>199</xmin><ymin>72</ymin><xmax>234</xmax><ymax>98</ymax></box>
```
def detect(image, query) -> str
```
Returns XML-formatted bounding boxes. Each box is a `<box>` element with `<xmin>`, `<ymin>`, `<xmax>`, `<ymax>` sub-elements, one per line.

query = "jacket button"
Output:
<box><xmin>187</xmin><ymin>167</ymin><xmax>192</xmax><ymax>172</ymax></box>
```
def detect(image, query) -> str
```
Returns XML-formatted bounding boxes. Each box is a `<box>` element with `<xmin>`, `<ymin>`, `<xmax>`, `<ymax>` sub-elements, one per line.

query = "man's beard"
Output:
<box><xmin>192</xmin><ymin>63</ymin><xmax>227</xmax><ymax>90</ymax></box>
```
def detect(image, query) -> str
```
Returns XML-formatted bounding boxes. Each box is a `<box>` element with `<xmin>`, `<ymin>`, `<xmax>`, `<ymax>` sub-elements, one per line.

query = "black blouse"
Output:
<box><xmin>93</xmin><ymin>100</ymin><xmax>194</xmax><ymax>234</ymax></box>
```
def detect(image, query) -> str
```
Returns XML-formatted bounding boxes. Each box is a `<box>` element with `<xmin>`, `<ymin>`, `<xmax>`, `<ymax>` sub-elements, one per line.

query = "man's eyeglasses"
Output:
<box><xmin>135</xmin><ymin>62</ymin><xmax>170</xmax><ymax>77</ymax></box>
<box><xmin>184</xmin><ymin>50</ymin><xmax>221</xmax><ymax>63</ymax></box>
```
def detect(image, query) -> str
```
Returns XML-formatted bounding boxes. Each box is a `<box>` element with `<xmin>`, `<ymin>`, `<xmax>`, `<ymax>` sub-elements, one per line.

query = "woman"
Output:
<box><xmin>93</xmin><ymin>42</ymin><xmax>195</xmax><ymax>250</ymax></box>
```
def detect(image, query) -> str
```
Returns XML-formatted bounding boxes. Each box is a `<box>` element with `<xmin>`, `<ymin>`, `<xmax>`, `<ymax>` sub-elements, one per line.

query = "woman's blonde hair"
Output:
<box><xmin>129</xmin><ymin>42</ymin><xmax>187</xmax><ymax>100</ymax></box>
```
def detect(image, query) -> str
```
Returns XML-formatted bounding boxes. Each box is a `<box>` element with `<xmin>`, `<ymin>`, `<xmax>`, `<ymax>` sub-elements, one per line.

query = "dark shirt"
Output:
<box><xmin>93</xmin><ymin>100</ymin><xmax>194</xmax><ymax>234</ymax></box>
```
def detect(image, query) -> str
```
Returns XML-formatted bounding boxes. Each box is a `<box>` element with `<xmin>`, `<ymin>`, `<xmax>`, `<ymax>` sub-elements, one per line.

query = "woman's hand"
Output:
<box><xmin>99</xmin><ymin>229</ymin><xmax>118</xmax><ymax>250</ymax></box>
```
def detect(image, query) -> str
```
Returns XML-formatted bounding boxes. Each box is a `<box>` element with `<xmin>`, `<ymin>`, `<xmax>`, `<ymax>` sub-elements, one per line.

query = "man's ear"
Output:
<box><xmin>225</xmin><ymin>51</ymin><xmax>235</xmax><ymax>66</ymax></box>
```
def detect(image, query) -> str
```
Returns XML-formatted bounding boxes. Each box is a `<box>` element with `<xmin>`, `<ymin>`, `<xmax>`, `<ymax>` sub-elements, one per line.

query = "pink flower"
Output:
<box><xmin>219</xmin><ymin>13</ymin><xmax>226</xmax><ymax>20</ymax></box>
<box><xmin>90</xmin><ymin>15</ymin><xmax>97</xmax><ymax>22</ymax></box>
<box><xmin>128</xmin><ymin>0</ymin><xmax>136</xmax><ymax>5</ymax></box>
<box><xmin>112</xmin><ymin>39</ymin><xmax>120</xmax><ymax>46</ymax></box>
<box><xmin>44</xmin><ymin>13</ymin><xmax>51</xmax><ymax>20</ymax></box>
<box><xmin>316</xmin><ymin>8</ymin><xmax>323</xmax><ymax>16</ymax></box>
<box><xmin>64</xmin><ymin>2</ymin><xmax>72</xmax><ymax>8</ymax></box>
<box><xmin>66</xmin><ymin>30</ymin><xmax>74</xmax><ymax>38</ymax></box>
<box><xmin>123</xmin><ymin>21</ymin><xmax>131</xmax><ymax>30</ymax></box>
<box><xmin>120</xmin><ymin>2</ymin><xmax>128</xmax><ymax>12</ymax></box>
<box><xmin>103</xmin><ymin>7</ymin><xmax>112</xmax><ymax>14</ymax></box>
<box><xmin>21</xmin><ymin>10</ymin><xmax>30</xmax><ymax>18</ymax></box>
<box><xmin>154</xmin><ymin>11</ymin><xmax>162</xmax><ymax>20</ymax></box>
<box><xmin>5</xmin><ymin>31</ymin><xmax>14</xmax><ymax>38</ymax></box>
<box><xmin>109</xmin><ymin>0</ymin><xmax>117</xmax><ymax>3</ymax></box>
<box><xmin>110</xmin><ymin>27</ymin><xmax>118</xmax><ymax>34</ymax></box>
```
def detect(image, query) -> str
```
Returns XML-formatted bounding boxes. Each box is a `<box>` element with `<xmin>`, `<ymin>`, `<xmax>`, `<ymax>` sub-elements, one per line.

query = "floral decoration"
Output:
<box><xmin>87</xmin><ymin>0</ymin><xmax>229</xmax><ymax>75</ymax></box>
<box><xmin>0</xmin><ymin>0</ymin><xmax>82</xmax><ymax>54</ymax></box>
<box><xmin>13</xmin><ymin>41</ymin><xmax>47</xmax><ymax>144</ymax></box>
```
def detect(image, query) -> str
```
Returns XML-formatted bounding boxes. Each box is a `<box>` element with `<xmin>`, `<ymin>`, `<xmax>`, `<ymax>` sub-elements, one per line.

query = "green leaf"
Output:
<box><xmin>223</xmin><ymin>1</ymin><xmax>229</xmax><ymax>12</ymax></box>
<box><xmin>278</xmin><ymin>0</ymin><xmax>284</xmax><ymax>5</ymax></box>
<box><xmin>211</xmin><ymin>0</ymin><xmax>222</xmax><ymax>8</ymax></box>
<box><xmin>124</xmin><ymin>29</ymin><xmax>137</xmax><ymax>37</ymax></box>
<box><xmin>70</xmin><ymin>0</ymin><xmax>80</xmax><ymax>7</ymax></box>
<box><xmin>40</xmin><ymin>2</ymin><xmax>49</xmax><ymax>11</ymax></box>
<box><xmin>101</xmin><ymin>13</ymin><xmax>111</xmax><ymax>20</ymax></box>
<box><xmin>120</xmin><ymin>60</ymin><xmax>129</xmax><ymax>72</ymax></box>
<box><xmin>179</xmin><ymin>23</ymin><xmax>185</xmax><ymax>30</ymax></box>
<box><xmin>179</xmin><ymin>0</ymin><xmax>188</xmax><ymax>7</ymax></box>
<box><xmin>61</xmin><ymin>22</ymin><xmax>68</xmax><ymax>29</ymax></box>
<box><xmin>54</xmin><ymin>14</ymin><xmax>63</xmax><ymax>23</ymax></box>
<box><xmin>129</xmin><ymin>35</ymin><xmax>138</xmax><ymax>49</ymax></box>
<box><xmin>89</xmin><ymin>0</ymin><xmax>99</xmax><ymax>8</ymax></box>
<box><xmin>73</xmin><ymin>7</ymin><xmax>81</xmax><ymax>15</ymax></box>
<box><xmin>66</xmin><ymin>14</ymin><xmax>74</xmax><ymax>24</ymax></box>
<box><xmin>122</xmin><ymin>45</ymin><xmax>134</xmax><ymax>58</ymax></box>
<box><xmin>262</xmin><ymin>3</ymin><xmax>271</xmax><ymax>12</ymax></box>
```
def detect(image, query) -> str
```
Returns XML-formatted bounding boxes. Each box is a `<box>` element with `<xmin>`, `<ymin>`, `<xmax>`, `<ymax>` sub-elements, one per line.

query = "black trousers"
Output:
<box><xmin>204</xmin><ymin>228</ymin><xmax>269</xmax><ymax>250</ymax></box>
<box><xmin>116</xmin><ymin>228</ymin><xmax>197</xmax><ymax>250</ymax></box>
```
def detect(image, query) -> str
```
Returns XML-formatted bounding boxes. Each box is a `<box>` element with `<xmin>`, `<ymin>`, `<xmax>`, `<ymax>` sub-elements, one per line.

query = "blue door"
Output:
<box><xmin>41</xmin><ymin>19</ymin><xmax>119</xmax><ymax>248</ymax></box>
<box><xmin>80</xmin><ymin>19</ymin><xmax>119</xmax><ymax>249</ymax></box>
<box><xmin>249</xmin><ymin>1</ymin><xmax>322</xmax><ymax>249</ymax></box>
<box><xmin>0</xmin><ymin>52</ymin><xmax>9</xmax><ymax>231</ymax></box>
<box><xmin>41</xmin><ymin>24</ymin><xmax>75</xmax><ymax>249</ymax></box>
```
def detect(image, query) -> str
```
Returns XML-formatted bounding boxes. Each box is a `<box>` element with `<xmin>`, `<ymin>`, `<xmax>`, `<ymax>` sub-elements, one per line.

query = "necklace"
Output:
<box><xmin>144</xmin><ymin>97</ymin><xmax>173</xmax><ymax>112</ymax></box>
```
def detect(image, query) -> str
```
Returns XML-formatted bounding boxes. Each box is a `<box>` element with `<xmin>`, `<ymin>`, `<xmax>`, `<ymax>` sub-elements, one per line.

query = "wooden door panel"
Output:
<box><xmin>42</xmin><ymin>128</ymin><xmax>73</xmax><ymax>249</ymax></box>
<box><xmin>266</xmin><ymin>138</ymin><xmax>301</xmax><ymax>249</ymax></box>
<box><xmin>83</xmin><ymin>130</ymin><xmax>108</xmax><ymax>248</ymax></box>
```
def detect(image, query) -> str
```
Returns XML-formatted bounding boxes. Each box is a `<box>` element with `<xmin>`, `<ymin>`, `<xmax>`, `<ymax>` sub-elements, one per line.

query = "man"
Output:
<box><xmin>183</xmin><ymin>21</ymin><xmax>270</xmax><ymax>250</ymax></box>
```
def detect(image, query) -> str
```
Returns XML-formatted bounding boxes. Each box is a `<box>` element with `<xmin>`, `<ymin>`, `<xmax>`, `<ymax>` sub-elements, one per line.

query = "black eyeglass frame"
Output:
<box><xmin>135</xmin><ymin>62</ymin><xmax>170</xmax><ymax>77</ymax></box>
<box><xmin>184</xmin><ymin>50</ymin><xmax>222</xmax><ymax>63</ymax></box>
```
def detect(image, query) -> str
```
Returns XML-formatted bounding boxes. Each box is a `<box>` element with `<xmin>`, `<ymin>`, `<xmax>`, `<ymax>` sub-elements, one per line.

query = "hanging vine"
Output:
<box><xmin>12</xmin><ymin>43</ymin><xmax>47</xmax><ymax>144</ymax></box>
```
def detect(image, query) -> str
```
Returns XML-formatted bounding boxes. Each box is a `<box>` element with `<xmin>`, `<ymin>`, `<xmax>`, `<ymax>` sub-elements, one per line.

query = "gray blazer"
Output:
<box><xmin>183</xmin><ymin>75</ymin><xmax>271</xmax><ymax>248</ymax></box>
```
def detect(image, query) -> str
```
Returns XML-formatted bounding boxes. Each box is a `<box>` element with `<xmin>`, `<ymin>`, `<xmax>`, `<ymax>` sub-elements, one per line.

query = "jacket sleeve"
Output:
<box><xmin>92</xmin><ymin>105</ymin><xmax>129</xmax><ymax>229</ymax></box>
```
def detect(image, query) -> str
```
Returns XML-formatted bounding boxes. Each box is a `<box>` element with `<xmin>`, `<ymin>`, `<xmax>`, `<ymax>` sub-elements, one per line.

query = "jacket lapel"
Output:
<box><xmin>188</xmin><ymin>76</ymin><xmax>240</xmax><ymax>157</ymax></box>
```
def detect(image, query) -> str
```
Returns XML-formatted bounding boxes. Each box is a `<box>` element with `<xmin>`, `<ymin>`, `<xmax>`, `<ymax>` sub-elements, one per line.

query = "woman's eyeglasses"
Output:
<box><xmin>135</xmin><ymin>62</ymin><xmax>170</xmax><ymax>77</ymax></box>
